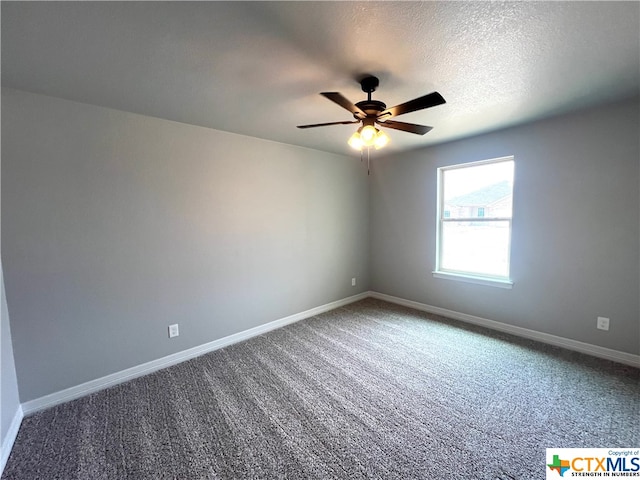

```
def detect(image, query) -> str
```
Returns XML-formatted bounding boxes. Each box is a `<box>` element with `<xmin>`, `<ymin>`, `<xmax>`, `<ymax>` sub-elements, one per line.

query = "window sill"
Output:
<box><xmin>432</xmin><ymin>271</ymin><xmax>513</xmax><ymax>289</ymax></box>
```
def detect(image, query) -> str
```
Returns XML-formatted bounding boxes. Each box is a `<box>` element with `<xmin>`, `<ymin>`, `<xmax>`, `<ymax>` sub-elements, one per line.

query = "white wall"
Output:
<box><xmin>1</xmin><ymin>88</ymin><xmax>370</xmax><ymax>402</ymax></box>
<box><xmin>370</xmin><ymin>99</ymin><xmax>639</xmax><ymax>355</ymax></box>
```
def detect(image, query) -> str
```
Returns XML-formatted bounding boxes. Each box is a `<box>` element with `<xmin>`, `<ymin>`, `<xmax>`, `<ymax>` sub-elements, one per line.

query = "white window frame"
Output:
<box><xmin>433</xmin><ymin>156</ymin><xmax>514</xmax><ymax>289</ymax></box>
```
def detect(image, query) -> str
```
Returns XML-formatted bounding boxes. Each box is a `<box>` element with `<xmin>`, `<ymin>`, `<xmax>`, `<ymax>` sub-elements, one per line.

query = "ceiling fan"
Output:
<box><xmin>297</xmin><ymin>75</ymin><xmax>446</xmax><ymax>150</ymax></box>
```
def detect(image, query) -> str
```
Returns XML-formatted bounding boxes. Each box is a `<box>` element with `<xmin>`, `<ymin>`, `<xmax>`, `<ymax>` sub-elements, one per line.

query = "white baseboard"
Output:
<box><xmin>369</xmin><ymin>291</ymin><xmax>640</xmax><ymax>368</ymax></box>
<box><xmin>0</xmin><ymin>405</ymin><xmax>23</xmax><ymax>475</ymax></box>
<box><xmin>21</xmin><ymin>292</ymin><xmax>369</xmax><ymax>415</ymax></box>
<box><xmin>18</xmin><ymin>289</ymin><xmax>639</xmax><ymax>417</ymax></box>
<box><xmin>6</xmin><ymin>289</ymin><xmax>638</xmax><ymax>473</ymax></box>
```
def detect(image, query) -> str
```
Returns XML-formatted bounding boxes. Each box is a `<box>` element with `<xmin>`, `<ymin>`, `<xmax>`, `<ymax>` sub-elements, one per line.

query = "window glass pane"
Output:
<box><xmin>440</xmin><ymin>221</ymin><xmax>510</xmax><ymax>277</ymax></box>
<box><xmin>443</xmin><ymin>161</ymin><xmax>513</xmax><ymax>219</ymax></box>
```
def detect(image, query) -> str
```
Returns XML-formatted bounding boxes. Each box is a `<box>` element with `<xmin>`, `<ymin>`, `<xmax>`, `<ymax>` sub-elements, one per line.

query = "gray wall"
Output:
<box><xmin>1</xmin><ymin>265</ymin><xmax>21</xmax><ymax>453</ymax></box>
<box><xmin>370</xmin><ymin>99</ymin><xmax>639</xmax><ymax>355</ymax></box>
<box><xmin>3</xmin><ymin>86</ymin><xmax>637</xmax><ymax>406</ymax></box>
<box><xmin>1</xmin><ymin>122</ymin><xmax>21</xmax><ymax>454</ymax></box>
<box><xmin>1</xmin><ymin>88</ymin><xmax>370</xmax><ymax>402</ymax></box>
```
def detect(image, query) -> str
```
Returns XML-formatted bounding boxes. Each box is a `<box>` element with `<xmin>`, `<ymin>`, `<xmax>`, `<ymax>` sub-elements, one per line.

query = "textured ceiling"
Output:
<box><xmin>2</xmin><ymin>1</ymin><xmax>639</xmax><ymax>156</ymax></box>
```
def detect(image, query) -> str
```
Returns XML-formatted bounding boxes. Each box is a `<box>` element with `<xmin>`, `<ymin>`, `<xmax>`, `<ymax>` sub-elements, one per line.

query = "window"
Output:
<box><xmin>434</xmin><ymin>156</ymin><xmax>514</xmax><ymax>288</ymax></box>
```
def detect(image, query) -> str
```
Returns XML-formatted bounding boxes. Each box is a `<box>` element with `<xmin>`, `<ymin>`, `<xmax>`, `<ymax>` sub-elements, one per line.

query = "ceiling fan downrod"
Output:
<box><xmin>355</xmin><ymin>76</ymin><xmax>386</xmax><ymax>117</ymax></box>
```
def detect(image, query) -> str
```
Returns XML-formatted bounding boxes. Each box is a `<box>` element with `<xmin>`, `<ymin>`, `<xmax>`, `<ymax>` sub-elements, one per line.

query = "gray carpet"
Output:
<box><xmin>3</xmin><ymin>298</ymin><xmax>639</xmax><ymax>479</ymax></box>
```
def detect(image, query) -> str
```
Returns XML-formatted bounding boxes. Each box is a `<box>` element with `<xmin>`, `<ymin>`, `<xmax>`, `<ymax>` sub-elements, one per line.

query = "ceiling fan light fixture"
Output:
<box><xmin>374</xmin><ymin>129</ymin><xmax>389</xmax><ymax>150</ymax></box>
<box><xmin>348</xmin><ymin>130</ymin><xmax>364</xmax><ymax>150</ymax></box>
<box><xmin>347</xmin><ymin>126</ymin><xmax>390</xmax><ymax>151</ymax></box>
<box><xmin>360</xmin><ymin>125</ymin><xmax>378</xmax><ymax>146</ymax></box>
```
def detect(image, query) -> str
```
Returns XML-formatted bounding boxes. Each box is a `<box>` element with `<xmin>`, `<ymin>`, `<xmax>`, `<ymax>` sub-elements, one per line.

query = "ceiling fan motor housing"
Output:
<box><xmin>355</xmin><ymin>100</ymin><xmax>386</xmax><ymax>118</ymax></box>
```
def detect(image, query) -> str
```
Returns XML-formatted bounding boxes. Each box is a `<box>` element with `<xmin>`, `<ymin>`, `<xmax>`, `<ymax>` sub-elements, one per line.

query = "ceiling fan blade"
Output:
<box><xmin>378</xmin><ymin>92</ymin><xmax>445</xmax><ymax>119</ymax></box>
<box><xmin>377</xmin><ymin>119</ymin><xmax>433</xmax><ymax>135</ymax></box>
<box><xmin>321</xmin><ymin>92</ymin><xmax>366</xmax><ymax>117</ymax></box>
<box><xmin>297</xmin><ymin>120</ymin><xmax>360</xmax><ymax>129</ymax></box>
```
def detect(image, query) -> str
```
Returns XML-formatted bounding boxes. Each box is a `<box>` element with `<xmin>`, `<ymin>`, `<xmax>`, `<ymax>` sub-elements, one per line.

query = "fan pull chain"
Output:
<box><xmin>358</xmin><ymin>147</ymin><xmax>371</xmax><ymax>175</ymax></box>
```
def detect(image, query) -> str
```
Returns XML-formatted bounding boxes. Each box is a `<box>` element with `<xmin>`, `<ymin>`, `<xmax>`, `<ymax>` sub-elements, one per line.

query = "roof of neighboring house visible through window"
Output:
<box><xmin>446</xmin><ymin>180</ymin><xmax>512</xmax><ymax>207</ymax></box>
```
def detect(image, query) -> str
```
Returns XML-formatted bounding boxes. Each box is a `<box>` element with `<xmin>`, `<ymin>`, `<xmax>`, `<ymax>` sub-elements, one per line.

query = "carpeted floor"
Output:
<box><xmin>3</xmin><ymin>298</ymin><xmax>639</xmax><ymax>479</ymax></box>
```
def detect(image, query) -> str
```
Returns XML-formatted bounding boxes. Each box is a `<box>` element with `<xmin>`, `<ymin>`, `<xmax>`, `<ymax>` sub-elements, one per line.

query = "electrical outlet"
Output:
<box><xmin>596</xmin><ymin>317</ymin><xmax>610</xmax><ymax>331</ymax></box>
<box><xmin>168</xmin><ymin>324</ymin><xmax>179</xmax><ymax>338</ymax></box>
<box><xmin>352</xmin><ymin>277</ymin><xmax>356</xmax><ymax>287</ymax></box>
